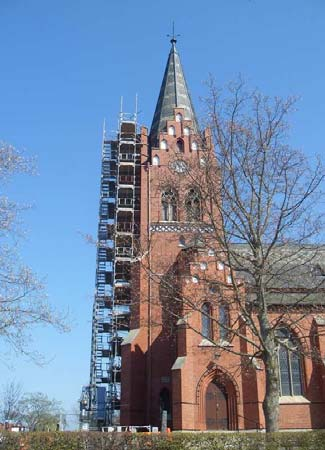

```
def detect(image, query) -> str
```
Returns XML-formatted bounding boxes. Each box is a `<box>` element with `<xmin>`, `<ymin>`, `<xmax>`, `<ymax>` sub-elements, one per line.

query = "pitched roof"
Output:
<box><xmin>231</xmin><ymin>244</ymin><xmax>325</xmax><ymax>305</ymax></box>
<box><xmin>179</xmin><ymin>241</ymin><xmax>325</xmax><ymax>305</ymax></box>
<box><xmin>150</xmin><ymin>40</ymin><xmax>200</xmax><ymax>144</ymax></box>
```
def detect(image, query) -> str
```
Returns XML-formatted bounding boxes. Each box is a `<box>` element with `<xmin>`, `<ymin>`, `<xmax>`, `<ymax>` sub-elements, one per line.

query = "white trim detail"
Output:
<box><xmin>121</xmin><ymin>328</ymin><xmax>140</xmax><ymax>346</ymax></box>
<box><xmin>172</xmin><ymin>356</ymin><xmax>187</xmax><ymax>370</ymax></box>
<box><xmin>279</xmin><ymin>395</ymin><xmax>310</xmax><ymax>404</ymax></box>
<box><xmin>199</xmin><ymin>339</ymin><xmax>216</xmax><ymax>347</ymax></box>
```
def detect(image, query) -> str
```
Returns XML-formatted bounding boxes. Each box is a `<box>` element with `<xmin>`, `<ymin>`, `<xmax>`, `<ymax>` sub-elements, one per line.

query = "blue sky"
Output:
<box><xmin>0</xmin><ymin>0</ymin><xmax>324</xmax><ymax>427</ymax></box>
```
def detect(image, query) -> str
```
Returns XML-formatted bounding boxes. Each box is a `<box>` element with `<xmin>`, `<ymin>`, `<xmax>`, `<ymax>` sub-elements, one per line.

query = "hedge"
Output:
<box><xmin>1</xmin><ymin>431</ymin><xmax>325</xmax><ymax>450</ymax></box>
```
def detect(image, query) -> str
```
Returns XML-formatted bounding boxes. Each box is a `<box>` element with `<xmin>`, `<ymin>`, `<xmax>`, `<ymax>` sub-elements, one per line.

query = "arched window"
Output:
<box><xmin>185</xmin><ymin>188</ymin><xmax>201</xmax><ymax>222</ymax></box>
<box><xmin>202</xmin><ymin>302</ymin><xmax>212</xmax><ymax>339</ymax></box>
<box><xmin>176</xmin><ymin>113</ymin><xmax>183</xmax><ymax>122</ymax></box>
<box><xmin>191</xmin><ymin>141</ymin><xmax>198</xmax><ymax>151</ymax></box>
<box><xmin>277</xmin><ymin>328</ymin><xmax>303</xmax><ymax>396</ymax></box>
<box><xmin>184</xmin><ymin>126</ymin><xmax>190</xmax><ymax>136</ymax></box>
<box><xmin>176</xmin><ymin>139</ymin><xmax>184</xmax><ymax>153</ymax></box>
<box><xmin>219</xmin><ymin>304</ymin><xmax>230</xmax><ymax>341</ymax></box>
<box><xmin>152</xmin><ymin>155</ymin><xmax>160</xmax><ymax>166</ymax></box>
<box><xmin>168</xmin><ymin>125</ymin><xmax>175</xmax><ymax>136</ymax></box>
<box><xmin>161</xmin><ymin>189</ymin><xmax>177</xmax><ymax>222</ymax></box>
<box><xmin>160</xmin><ymin>139</ymin><xmax>168</xmax><ymax>150</ymax></box>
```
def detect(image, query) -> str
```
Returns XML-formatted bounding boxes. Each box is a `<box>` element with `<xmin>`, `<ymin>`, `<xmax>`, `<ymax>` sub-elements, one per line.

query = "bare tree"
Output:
<box><xmin>18</xmin><ymin>392</ymin><xmax>64</xmax><ymax>431</ymax></box>
<box><xmin>0</xmin><ymin>142</ymin><xmax>69</xmax><ymax>361</ymax></box>
<box><xmin>141</xmin><ymin>81</ymin><xmax>325</xmax><ymax>432</ymax></box>
<box><xmin>0</xmin><ymin>381</ymin><xmax>23</xmax><ymax>422</ymax></box>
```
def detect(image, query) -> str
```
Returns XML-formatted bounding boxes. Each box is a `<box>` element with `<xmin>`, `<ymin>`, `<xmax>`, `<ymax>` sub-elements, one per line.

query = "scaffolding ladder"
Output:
<box><xmin>109</xmin><ymin>112</ymin><xmax>140</xmax><ymax>425</ymax></box>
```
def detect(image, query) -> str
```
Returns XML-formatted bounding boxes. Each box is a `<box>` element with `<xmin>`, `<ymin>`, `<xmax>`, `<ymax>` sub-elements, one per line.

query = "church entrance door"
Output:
<box><xmin>205</xmin><ymin>380</ymin><xmax>228</xmax><ymax>430</ymax></box>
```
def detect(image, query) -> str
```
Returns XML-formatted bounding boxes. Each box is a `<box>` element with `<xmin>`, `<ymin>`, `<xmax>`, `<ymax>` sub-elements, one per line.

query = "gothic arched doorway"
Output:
<box><xmin>205</xmin><ymin>380</ymin><xmax>228</xmax><ymax>430</ymax></box>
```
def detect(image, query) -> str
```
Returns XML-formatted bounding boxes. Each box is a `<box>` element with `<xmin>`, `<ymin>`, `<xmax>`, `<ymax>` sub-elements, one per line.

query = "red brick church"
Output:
<box><xmin>119</xmin><ymin>38</ymin><xmax>325</xmax><ymax>431</ymax></box>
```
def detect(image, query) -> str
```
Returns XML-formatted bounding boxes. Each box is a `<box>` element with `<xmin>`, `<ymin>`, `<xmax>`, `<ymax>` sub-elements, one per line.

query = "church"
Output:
<box><xmin>118</xmin><ymin>38</ymin><xmax>325</xmax><ymax>431</ymax></box>
<box><xmin>83</xmin><ymin>36</ymin><xmax>325</xmax><ymax>432</ymax></box>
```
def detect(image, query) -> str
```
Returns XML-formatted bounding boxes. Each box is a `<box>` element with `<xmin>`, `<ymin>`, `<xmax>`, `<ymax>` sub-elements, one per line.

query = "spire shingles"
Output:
<box><xmin>150</xmin><ymin>41</ymin><xmax>199</xmax><ymax>145</ymax></box>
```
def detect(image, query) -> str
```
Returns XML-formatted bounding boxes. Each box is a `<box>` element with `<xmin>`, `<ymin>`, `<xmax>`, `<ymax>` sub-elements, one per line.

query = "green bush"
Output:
<box><xmin>0</xmin><ymin>432</ymin><xmax>20</xmax><ymax>450</ymax></box>
<box><xmin>1</xmin><ymin>430</ymin><xmax>325</xmax><ymax>450</ymax></box>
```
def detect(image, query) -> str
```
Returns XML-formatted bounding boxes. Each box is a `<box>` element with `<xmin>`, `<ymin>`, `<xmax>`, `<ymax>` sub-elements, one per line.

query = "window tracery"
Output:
<box><xmin>185</xmin><ymin>188</ymin><xmax>201</xmax><ymax>221</ymax></box>
<box><xmin>161</xmin><ymin>189</ymin><xmax>177</xmax><ymax>222</ymax></box>
<box><xmin>202</xmin><ymin>302</ymin><xmax>212</xmax><ymax>339</ymax></box>
<box><xmin>219</xmin><ymin>304</ymin><xmax>230</xmax><ymax>341</ymax></box>
<box><xmin>277</xmin><ymin>327</ymin><xmax>303</xmax><ymax>396</ymax></box>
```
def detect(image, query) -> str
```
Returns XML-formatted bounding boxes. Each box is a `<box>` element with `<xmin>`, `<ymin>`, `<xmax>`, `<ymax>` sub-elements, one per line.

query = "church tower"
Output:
<box><xmin>120</xmin><ymin>37</ymin><xmax>208</xmax><ymax>428</ymax></box>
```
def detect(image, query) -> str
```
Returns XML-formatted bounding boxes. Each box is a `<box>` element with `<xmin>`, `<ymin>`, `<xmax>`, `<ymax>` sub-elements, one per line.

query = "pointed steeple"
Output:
<box><xmin>150</xmin><ymin>39</ymin><xmax>200</xmax><ymax>144</ymax></box>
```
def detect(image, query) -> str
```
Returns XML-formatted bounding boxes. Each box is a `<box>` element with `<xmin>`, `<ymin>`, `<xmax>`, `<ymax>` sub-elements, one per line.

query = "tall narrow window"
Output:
<box><xmin>161</xmin><ymin>189</ymin><xmax>177</xmax><ymax>222</ymax></box>
<box><xmin>277</xmin><ymin>328</ymin><xmax>303</xmax><ymax>396</ymax></box>
<box><xmin>152</xmin><ymin>155</ymin><xmax>160</xmax><ymax>166</ymax></box>
<box><xmin>184</xmin><ymin>126</ymin><xmax>190</xmax><ymax>136</ymax></box>
<box><xmin>176</xmin><ymin>113</ymin><xmax>183</xmax><ymax>122</ymax></box>
<box><xmin>168</xmin><ymin>125</ymin><xmax>175</xmax><ymax>136</ymax></box>
<box><xmin>202</xmin><ymin>302</ymin><xmax>212</xmax><ymax>339</ymax></box>
<box><xmin>160</xmin><ymin>388</ymin><xmax>171</xmax><ymax>421</ymax></box>
<box><xmin>160</xmin><ymin>139</ymin><xmax>168</xmax><ymax>150</ymax></box>
<box><xmin>176</xmin><ymin>139</ymin><xmax>184</xmax><ymax>153</ymax></box>
<box><xmin>185</xmin><ymin>188</ymin><xmax>201</xmax><ymax>221</ymax></box>
<box><xmin>219</xmin><ymin>304</ymin><xmax>230</xmax><ymax>341</ymax></box>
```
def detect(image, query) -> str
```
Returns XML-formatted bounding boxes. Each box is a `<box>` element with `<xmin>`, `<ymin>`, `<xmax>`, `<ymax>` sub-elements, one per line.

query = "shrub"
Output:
<box><xmin>1</xmin><ymin>430</ymin><xmax>325</xmax><ymax>450</ymax></box>
<box><xmin>0</xmin><ymin>432</ymin><xmax>20</xmax><ymax>450</ymax></box>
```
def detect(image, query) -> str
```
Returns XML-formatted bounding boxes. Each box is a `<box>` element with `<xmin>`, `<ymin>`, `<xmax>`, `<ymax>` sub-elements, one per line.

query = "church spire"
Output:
<box><xmin>150</xmin><ymin>39</ymin><xmax>200</xmax><ymax>144</ymax></box>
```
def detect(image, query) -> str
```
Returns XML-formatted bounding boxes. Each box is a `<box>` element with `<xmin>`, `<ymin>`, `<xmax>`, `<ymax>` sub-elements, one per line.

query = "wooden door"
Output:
<box><xmin>205</xmin><ymin>381</ymin><xmax>228</xmax><ymax>430</ymax></box>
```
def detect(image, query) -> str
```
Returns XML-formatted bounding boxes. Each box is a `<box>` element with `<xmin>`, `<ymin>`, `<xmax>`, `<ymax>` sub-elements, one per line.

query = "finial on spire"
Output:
<box><xmin>167</xmin><ymin>21</ymin><xmax>180</xmax><ymax>45</ymax></box>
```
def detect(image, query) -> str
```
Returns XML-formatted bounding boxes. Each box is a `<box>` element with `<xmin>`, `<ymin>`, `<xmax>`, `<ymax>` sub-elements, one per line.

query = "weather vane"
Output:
<box><xmin>167</xmin><ymin>21</ymin><xmax>180</xmax><ymax>44</ymax></box>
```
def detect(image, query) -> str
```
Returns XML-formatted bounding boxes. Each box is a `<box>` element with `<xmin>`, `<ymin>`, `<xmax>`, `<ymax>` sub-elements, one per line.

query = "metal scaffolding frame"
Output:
<box><xmin>80</xmin><ymin>110</ymin><xmax>140</xmax><ymax>430</ymax></box>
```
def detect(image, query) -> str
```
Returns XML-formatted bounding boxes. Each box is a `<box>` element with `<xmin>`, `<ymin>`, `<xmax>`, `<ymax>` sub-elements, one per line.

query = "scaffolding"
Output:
<box><xmin>80</xmin><ymin>111</ymin><xmax>140</xmax><ymax>429</ymax></box>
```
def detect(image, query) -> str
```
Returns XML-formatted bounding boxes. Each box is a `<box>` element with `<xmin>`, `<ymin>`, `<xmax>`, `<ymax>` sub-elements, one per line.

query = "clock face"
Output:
<box><xmin>170</xmin><ymin>160</ymin><xmax>188</xmax><ymax>174</ymax></box>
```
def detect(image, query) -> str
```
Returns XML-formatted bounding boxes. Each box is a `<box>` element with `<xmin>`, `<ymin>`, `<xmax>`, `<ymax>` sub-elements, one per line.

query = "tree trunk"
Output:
<box><xmin>263</xmin><ymin>350</ymin><xmax>280</xmax><ymax>432</ymax></box>
<box><xmin>257</xmin><ymin>284</ymin><xmax>280</xmax><ymax>433</ymax></box>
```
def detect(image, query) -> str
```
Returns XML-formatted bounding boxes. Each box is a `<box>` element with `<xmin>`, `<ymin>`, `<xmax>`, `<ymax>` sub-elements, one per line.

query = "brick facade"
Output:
<box><xmin>119</xmin><ymin>42</ymin><xmax>325</xmax><ymax>431</ymax></box>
